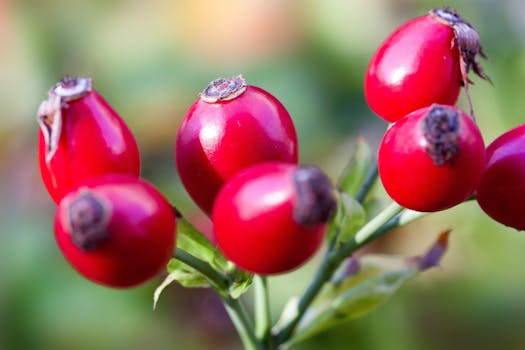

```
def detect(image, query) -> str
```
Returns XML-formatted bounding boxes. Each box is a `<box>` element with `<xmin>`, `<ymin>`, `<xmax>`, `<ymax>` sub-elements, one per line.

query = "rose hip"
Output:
<box><xmin>54</xmin><ymin>175</ymin><xmax>176</xmax><ymax>288</ymax></box>
<box><xmin>37</xmin><ymin>76</ymin><xmax>140</xmax><ymax>203</ymax></box>
<box><xmin>476</xmin><ymin>124</ymin><xmax>525</xmax><ymax>230</ymax></box>
<box><xmin>378</xmin><ymin>104</ymin><xmax>486</xmax><ymax>212</ymax></box>
<box><xmin>175</xmin><ymin>75</ymin><xmax>298</xmax><ymax>215</ymax></box>
<box><xmin>212</xmin><ymin>162</ymin><xmax>335</xmax><ymax>275</ymax></box>
<box><xmin>365</xmin><ymin>8</ymin><xmax>489</xmax><ymax>122</ymax></box>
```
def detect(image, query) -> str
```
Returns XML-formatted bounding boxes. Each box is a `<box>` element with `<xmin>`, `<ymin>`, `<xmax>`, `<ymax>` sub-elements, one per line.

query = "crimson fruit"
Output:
<box><xmin>476</xmin><ymin>125</ymin><xmax>525</xmax><ymax>230</ymax></box>
<box><xmin>54</xmin><ymin>175</ymin><xmax>176</xmax><ymax>288</ymax></box>
<box><xmin>365</xmin><ymin>8</ymin><xmax>489</xmax><ymax>122</ymax></box>
<box><xmin>175</xmin><ymin>75</ymin><xmax>298</xmax><ymax>215</ymax></box>
<box><xmin>378</xmin><ymin>104</ymin><xmax>485</xmax><ymax>212</ymax></box>
<box><xmin>212</xmin><ymin>162</ymin><xmax>336</xmax><ymax>275</ymax></box>
<box><xmin>37</xmin><ymin>76</ymin><xmax>140</xmax><ymax>203</ymax></box>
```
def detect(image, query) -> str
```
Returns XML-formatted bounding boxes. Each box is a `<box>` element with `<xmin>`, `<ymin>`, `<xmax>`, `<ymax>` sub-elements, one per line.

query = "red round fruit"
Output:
<box><xmin>476</xmin><ymin>125</ymin><xmax>525</xmax><ymax>230</ymax></box>
<box><xmin>212</xmin><ymin>162</ymin><xmax>335</xmax><ymax>275</ymax></box>
<box><xmin>175</xmin><ymin>75</ymin><xmax>298</xmax><ymax>215</ymax></box>
<box><xmin>54</xmin><ymin>175</ymin><xmax>176</xmax><ymax>288</ymax></box>
<box><xmin>378</xmin><ymin>104</ymin><xmax>485</xmax><ymax>212</ymax></box>
<box><xmin>365</xmin><ymin>8</ymin><xmax>488</xmax><ymax>122</ymax></box>
<box><xmin>37</xmin><ymin>77</ymin><xmax>141</xmax><ymax>203</ymax></box>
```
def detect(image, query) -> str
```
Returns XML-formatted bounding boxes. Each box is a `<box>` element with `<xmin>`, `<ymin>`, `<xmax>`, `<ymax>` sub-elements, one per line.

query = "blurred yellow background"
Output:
<box><xmin>3</xmin><ymin>0</ymin><xmax>525</xmax><ymax>349</ymax></box>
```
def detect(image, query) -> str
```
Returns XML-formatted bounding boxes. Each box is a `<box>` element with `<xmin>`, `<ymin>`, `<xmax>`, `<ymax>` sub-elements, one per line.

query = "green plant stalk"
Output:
<box><xmin>223</xmin><ymin>297</ymin><xmax>265</xmax><ymax>350</ymax></box>
<box><xmin>173</xmin><ymin>248</ymin><xmax>229</xmax><ymax>290</ymax></box>
<box><xmin>172</xmin><ymin>166</ymin><xmax>433</xmax><ymax>349</ymax></box>
<box><xmin>281</xmin><ymin>208</ymin><xmax>439</xmax><ymax>348</ymax></box>
<box><xmin>363</xmin><ymin>199</ymin><xmax>473</xmax><ymax>246</ymax></box>
<box><xmin>369</xmin><ymin>209</ymin><xmax>427</xmax><ymax>243</ymax></box>
<box><xmin>354</xmin><ymin>160</ymin><xmax>378</xmax><ymax>203</ymax></box>
<box><xmin>254</xmin><ymin>276</ymin><xmax>273</xmax><ymax>347</ymax></box>
<box><xmin>174</xmin><ymin>207</ymin><xmax>436</xmax><ymax>348</ymax></box>
<box><xmin>173</xmin><ymin>248</ymin><xmax>263</xmax><ymax>349</ymax></box>
<box><xmin>275</xmin><ymin>202</ymin><xmax>404</xmax><ymax>344</ymax></box>
<box><xmin>352</xmin><ymin>202</ymin><xmax>404</xmax><ymax>245</ymax></box>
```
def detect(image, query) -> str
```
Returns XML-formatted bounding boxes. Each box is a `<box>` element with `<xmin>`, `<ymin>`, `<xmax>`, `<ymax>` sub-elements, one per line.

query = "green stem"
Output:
<box><xmin>223</xmin><ymin>297</ymin><xmax>264</xmax><ymax>350</ymax></box>
<box><xmin>281</xmin><ymin>209</ymin><xmax>432</xmax><ymax>348</ymax></box>
<box><xmin>354</xmin><ymin>160</ymin><xmax>378</xmax><ymax>204</ymax></box>
<box><xmin>275</xmin><ymin>202</ymin><xmax>404</xmax><ymax>344</ymax></box>
<box><xmin>352</xmin><ymin>202</ymin><xmax>403</xmax><ymax>245</ymax></box>
<box><xmin>174</xmin><ymin>248</ymin><xmax>263</xmax><ymax>349</ymax></box>
<box><xmin>369</xmin><ymin>209</ymin><xmax>427</xmax><ymax>243</ymax></box>
<box><xmin>173</xmin><ymin>248</ymin><xmax>229</xmax><ymax>290</ymax></box>
<box><xmin>254</xmin><ymin>276</ymin><xmax>272</xmax><ymax>346</ymax></box>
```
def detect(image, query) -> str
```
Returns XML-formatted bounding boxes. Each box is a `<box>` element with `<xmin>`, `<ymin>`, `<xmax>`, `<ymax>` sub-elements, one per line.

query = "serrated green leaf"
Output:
<box><xmin>177</xmin><ymin>218</ymin><xmax>229</xmax><ymax>271</ymax></box>
<box><xmin>328</xmin><ymin>192</ymin><xmax>366</xmax><ymax>246</ymax></box>
<box><xmin>337</xmin><ymin>138</ymin><xmax>373</xmax><ymax>197</ymax></box>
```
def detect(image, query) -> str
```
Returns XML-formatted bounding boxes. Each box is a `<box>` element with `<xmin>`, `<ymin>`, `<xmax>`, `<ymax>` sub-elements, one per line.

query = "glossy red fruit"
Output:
<box><xmin>37</xmin><ymin>77</ymin><xmax>140</xmax><ymax>203</ymax></box>
<box><xmin>213</xmin><ymin>162</ymin><xmax>336</xmax><ymax>275</ymax></box>
<box><xmin>365</xmin><ymin>8</ymin><xmax>489</xmax><ymax>122</ymax></box>
<box><xmin>175</xmin><ymin>75</ymin><xmax>298</xmax><ymax>215</ymax></box>
<box><xmin>54</xmin><ymin>175</ymin><xmax>176</xmax><ymax>288</ymax></box>
<box><xmin>378</xmin><ymin>104</ymin><xmax>485</xmax><ymax>212</ymax></box>
<box><xmin>476</xmin><ymin>125</ymin><xmax>525</xmax><ymax>230</ymax></box>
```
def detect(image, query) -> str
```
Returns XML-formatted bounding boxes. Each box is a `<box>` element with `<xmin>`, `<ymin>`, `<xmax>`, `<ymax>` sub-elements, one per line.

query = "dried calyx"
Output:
<box><xmin>67</xmin><ymin>189</ymin><xmax>111</xmax><ymax>251</ymax></box>
<box><xmin>37</xmin><ymin>76</ymin><xmax>93</xmax><ymax>163</ymax></box>
<box><xmin>430</xmin><ymin>8</ymin><xmax>490</xmax><ymax>85</ymax></box>
<box><xmin>430</xmin><ymin>8</ymin><xmax>490</xmax><ymax>117</ymax></box>
<box><xmin>422</xmin><ymin>104</ymin><xmax>460</xmax><ymax>166</ymax></box>
<box><xmin>51</xmin><ymin>76</ymin><xmax>92</xmax><ymax>101</ymax></box>
<box><xmin>293</xmin><ymin>165</ymin><xmax>337</xmax><ymax>226</ymax></box>
<box><xmin>200</xmin><ymin>75</ymin><xmax>247</xmax><ymax>103</ymax></box>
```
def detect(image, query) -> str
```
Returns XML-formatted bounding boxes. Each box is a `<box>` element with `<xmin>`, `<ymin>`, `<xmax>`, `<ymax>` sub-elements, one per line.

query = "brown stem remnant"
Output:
<box><xmin>430</xmin><ymin>7</ymin><xmax>491</xmax><ymax>117</ymax></box>
<box><xmin>67</xmin><ymin>189</ymin><xmax>111</xmax><ymax>251</ymax></box>
<box><xmin>293</xmin><ymin>165</ymin><xmax>337</xmax><ymax>226</ymax></box>
<box><xmin>36</xmin><ymin>76</ymin><xmax>92</xmax><ymax>163</ymax></box>
<box><xmin>422</xmin><ymin>104</ymin><xmax>460</xmax><ymax>166</ymax></box>
<box><xmin>200</xmin><ymin>75</ymin><xmax>247</xmax><ymax>103</ymax></box>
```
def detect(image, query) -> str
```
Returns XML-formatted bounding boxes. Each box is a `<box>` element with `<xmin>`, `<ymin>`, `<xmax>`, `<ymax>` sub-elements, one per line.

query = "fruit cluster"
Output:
<box><xmin>34</xmin><ymin>6</ymin><xmax>525</xmax><ymax>348</ymax></box>
<box><xmin>37</xmin><ymin>75</ymin><xmax>337</xmax><ymax>286</ymax></box>
<box><xmin>367</xmin><ymin>8</ymin><xmax>525</xmax><ymax>230</ymax></box>
<box><xmin>36</xmin><ymin>8</ymin><xmax>525</xmax><ymax>289</ymax></box>
<box><xmin>176</xmin><ymin>75</ymin><xmax>336</xmax><ymax>274</ymax></box>
<box><xmin>37</xmin><ymin>77</ymin><xmax>175</xmax><ymax>287</ymax></box>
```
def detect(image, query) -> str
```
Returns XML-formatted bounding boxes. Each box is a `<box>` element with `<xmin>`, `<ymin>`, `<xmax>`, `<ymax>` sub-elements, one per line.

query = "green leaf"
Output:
<box><xmin>328</xmin><ymin>192</ymin><xmax>366</xmax><ymax>246</ymax></box>
<box><xmin>273</xmin><ymin>297</ymin><xmax>299</xmax><ymax>334</ymax></box>
<box><xmin>286</xmin><ymin>231</ymin><xmax>450</xmax><ymax>347</ymax></box>
<box><xmin>337</xmin><ymin>138</ymin><xmax>373</xmax><ymax>197</ymax></box>
<box><xmin>289</xmin><ymin>258</ymin><xmax>416</xmax><ymax>346</ymax></box>
<box><xmin>154</xmin><ymin>219</ymin><xmax>256</xmax><ymax>302</ymax></box>
<box><xmin>177</xmin><ymin>218</ymin><xmax>229</xmax><ymax>271</ymax></box>
<box><xmin>153</xmin><ymin>259</ymin><xmax>211</xmax><ymax>309</ymax></box>
<box><xmin>166</xmin><ymin>259</ymin><xmax>212</xmax><ymax>287</ymax></box>
<box><xmin>228</xmin><ymin>269</ymin><xmax>254</xmax><ymax>299</ymax></box>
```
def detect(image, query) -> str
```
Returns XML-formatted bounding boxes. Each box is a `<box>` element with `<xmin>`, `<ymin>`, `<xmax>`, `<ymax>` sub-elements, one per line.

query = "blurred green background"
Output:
<box><xmin>3</xmin><ymin>0</ymin><xmax>525</xmax><ymax>349</ymax></box>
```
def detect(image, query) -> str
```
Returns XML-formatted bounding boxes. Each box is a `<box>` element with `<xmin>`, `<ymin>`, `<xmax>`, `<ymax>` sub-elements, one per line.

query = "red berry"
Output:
<box><xmin>37</xmin><ymin>77</ymin><xmax>141</xmax><ymax>203</ymax></box>
<box><xmin>378</xmin><ymin>104</ymin><xmax>485</xmax><ymax>212</ymax></box>
<box><xmin>476</xmin><ymin>125</ymin><xmax>525</xmax><ymax>230</ymax></box>
<box><xmin>54</xmin><ymin>175</ymin><xmax>176</xmax><ymax>288</ymax></box>
<box><xmin>212</xmin><ymin>162</ymin><xmax>335</xmax><ymax>275</ymax></box>
<box><xmin>175</xmin><ymin>75</ymin><xmax>298</xmax><ymax>215</ymax></box>
<box><xmin>365</xmin><ymin>8</ymin><xmax>489</xmax><ymax>122</ymax></box>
